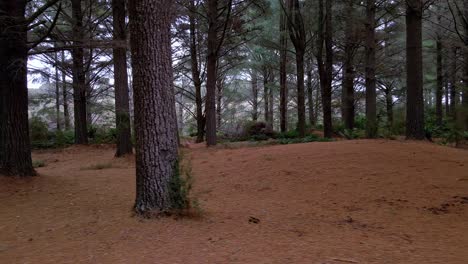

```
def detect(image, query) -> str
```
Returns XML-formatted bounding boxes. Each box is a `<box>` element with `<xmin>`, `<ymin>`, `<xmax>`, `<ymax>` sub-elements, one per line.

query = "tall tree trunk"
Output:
<box><xmin>318</xmin><ymin>0</ymin><xmax>333</xmax><ymax>138</ymax></box>
<box><xmin>279</xmin><ymin>1</ymin><xmax>288</xmax><ymax>132</ymax></box>
<box><xmin>0</xmin><ymin>0</ymin><xmax>35</xmax><ymax>176</ymax></box>
<box><xmin>216</xmin><ymin>78</ymin><xmax>223</xmax><ymax>129</ymax></box>
<box><xmin>263</xmin><ymin>68</ymin><xmax>270</xmax><ymax>125</ymax></box>
<box><xmin>189</xmin><ymin>1</ymin><xmax>205</xmax><ymax>143</ymax></box>
<box><xmin>287</xmin><ymin>0</ymin><xmax>306</xmax><ymax>137</ymax></box>
<box><xmin>463</xmin><ymin>1</ymin><xmax>468</xmax><ymax>130</ymax></box>
<box><xmin>251</xmin><ymin>71</ymin><xmax>259</xmax><ymax>121</ymax></box>
<box><xmin>129</xmin><ymin>0</ymin><xmax>180</xmax><ymax>215</ymax></box>
<box><xmin>385</xmin><ymin>88</ymin><xmax>394</xmax><ymax>127</ymax></box>
<box><xmin>342</xmin><ymin>0</ymin><xmax>356</xmax><ymax>130</ymax></box>
<box><xmin>72</xmin><ymin>0</ymin><xmax>88</xmax><ymax>144</ymax></box>
<box><xmin>307</xmin><ymin>60</ymin><xmax>315</xmax><ymax>127</ymax></box>
<box><xmin>205</xmin><ymin>0</ymin><xmax>218</xmax><ymax>146</ymax></box>
<box><xmin>55</xmin><ymin>49</ymin><xmax>61</xmax><ymax>131</ymax></box>
<box><xmin>405</xmin><ymin>0</ymin><xmax>425</xmax><ymax>140</ymax></box>
<box><xmin>450</xmin><ymin>47</ymin><xmax>458</xmax><ymax>119</ymax></box>
<box><xmin>268</xmin><ymin>75</ymin><xmax>274</xmax><ymax>128</ymax></box>
<box><xmin>113</xmin><ymin>0</ymin><xmax>133</xmax><ymax>157</ymax></box>
<box><xmin>436</xmin><ymin>22</ymin><xmax>443</xmax><ymax>126</ymax></box>
<box><xmin>295</xmin><ymin>51</ymin><xmax>306</xmax><ymax>136</ymax></box>
<box><xmin>61</xmin><ymin>49</ymin><xmax>71</xmax><ymax>130</ymax></box>
<box><xmin>365</xmin><ymin>0</ymin><xmax>377</xmax><ymax>138</ymax></box>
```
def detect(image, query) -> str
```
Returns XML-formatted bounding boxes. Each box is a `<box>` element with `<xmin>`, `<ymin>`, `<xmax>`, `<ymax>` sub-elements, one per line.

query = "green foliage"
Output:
<box><xmin>277</xmin><ymin>130</ymin><xmax>300</xmax><ymax>139</ymax></box>
<box><xmin>342</xmin><ymin>129</ymin><xmax>365</xmax><ymax>140</ymax></box>
<box><xmin>278</xmin><ymin>134</ymin><xmax>331</xmax><ymax>145</ymax></box>
<box><xmin>89</xmin><ymin>126</ymin><xmax>117</xmax><ymax>144</ymax></box>
<box><xmin>168</xmin><ymin>155</ymin><xmax>200</xmax><ymax>215</ymax></box>
<box><xmin>54</xmin><ymin>130</ymin><xmax>75</xmax><ymax>147</ymax></box>
<box><xmin>244</xmin><ymin>121</ymin><xmax>274</xmax><ymax>140</ymax></box>
<box><xmin>29</xmin><ymin>117</ymin><xmax>49</xmax><ymax>142</ymax></box>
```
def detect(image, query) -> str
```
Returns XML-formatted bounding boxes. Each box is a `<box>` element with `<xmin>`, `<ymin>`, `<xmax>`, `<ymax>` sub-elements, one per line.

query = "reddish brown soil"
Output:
<box><xmin>1</xmin><ymin>140</ymin><xmax>468</xmax><ymax>263</ymax></box>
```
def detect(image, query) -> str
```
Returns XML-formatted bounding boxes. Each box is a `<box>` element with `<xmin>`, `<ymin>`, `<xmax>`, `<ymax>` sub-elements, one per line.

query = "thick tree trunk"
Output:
<box><xmin>205</xmin><ymin>0</ymin><xmax>218</xmax><ymax>146</ymax></box>
<box><xmin>405</xmin><ymin>0</ymin><xmax>425</xmax><ymax>140</ymax></box>
<box><xmin>129</xmin><ymin>0</ymin><xmax>180</xmax><ymax>215</ymax></box>
<box><xmin>279</xmin><ymin>3</ymin><xmax>288</xmax><ymax>132</ymax></box>
<box><xmin>0</xmin><ymin>0</ymin><xmax>35</xmax><ymax>176</ymax></box>
<box><xmin>71</xmin><ymin>0</ymin><xmax>88</xmax><ymax>144</ymax></box>
<box><xmin>365</xmin><ymin>0</ymin><xmax>377</xmax><ymax>138</ymax></box>
<box><xmin>113</xmin><ymin>0</ymin><xmax>133</xmax><ymax>157</ymax></box>
<box><xmin>251</xmin><ymin>71</ymin><xmax>259</xmax><ymax>121</ymax></box>
<box><xmin>61</xmin><ymin>49</ymin><xmax>71</xmax><ymax>130</ymax></box>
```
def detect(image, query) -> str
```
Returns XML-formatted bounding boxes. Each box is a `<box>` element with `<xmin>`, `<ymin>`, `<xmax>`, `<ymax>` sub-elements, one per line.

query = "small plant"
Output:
<box><xmin>168</xmin><ymin>153</ymin><xmax>201</xmax><ymax>216</ymax></box>
<box><xmin>32</xmin><ymin>160</ymin><xmax>46</xmax><ymax>168</ymax></box>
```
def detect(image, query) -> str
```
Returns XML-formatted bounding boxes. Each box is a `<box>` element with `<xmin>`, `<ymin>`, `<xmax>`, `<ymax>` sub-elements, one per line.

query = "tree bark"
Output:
<box><xmin>129</xmin><ymin>0</ymin><xmax>180</xmax><ymax>215</ymax></box>
<box><xmin>365</xmin><ymin>0</ymin><xmax>377</xmax><ymax>138</ymax></box>
<box><xmin>71</xmin><ymin>0</ymin><xmax>88</xmax><ymax>144</ymax></box>
<box><xmin>113</xmin><ymin>0</ymin><xmax>133</xmax><ymax>157</ymax></box>
<box><xmin>0</xmin><ymin>0</ymin><xmax>35</xmax><ymax>176</ymax></box>
<box><xmin>405</xmin><ymin>0</ymin><xmax>425</xmax><ymax>140</ymax></box>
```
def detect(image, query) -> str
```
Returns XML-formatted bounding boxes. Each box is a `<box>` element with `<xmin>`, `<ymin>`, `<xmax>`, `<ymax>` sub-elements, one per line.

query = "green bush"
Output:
<box><xmin>29</xmin><ymin>117</ymin><xmax>49</xmax><ymax>142</ymax></box>
<box><xmin>242</xmin><ymin>121</ymin><xmax>274</xmax><ymax>141</ymax></box>
<box><xmin>278</xmin><ymin>134</ymin><xmax>331</xmax><ymax>145</ymax></box>
<box><xmin>277</xmin><ymin>130</ymin><xmax>300</xmax><ymax>139</ymax></box>
<box><xmin>54</xmin><ymin>130</ymin><xmax>75</xmax><ymax>147</ymax></box>
<box><xmin>89</xmin><ymin>126</ymin><xmax>117</xmax><ymax>144</ymax></box>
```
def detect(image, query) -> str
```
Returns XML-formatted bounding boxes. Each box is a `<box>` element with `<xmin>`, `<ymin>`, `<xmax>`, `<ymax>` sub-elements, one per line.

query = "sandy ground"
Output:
<box><xmin>1</xmin><ymin>140</ymin><xmax>468</xmax><ymax>264</ymax></box>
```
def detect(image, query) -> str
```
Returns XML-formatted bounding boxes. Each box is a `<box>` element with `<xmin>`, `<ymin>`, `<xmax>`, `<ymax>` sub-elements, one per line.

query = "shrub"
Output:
<box><xmin>278</xmin><ymin>134</ymin><xmax>331</xmax><ymax>145</ymax></box>
<box><xmin>242</xmin><ymin>121</ymin><xmax>274</xmax><ymax>141</ymax></box>
<box><xmin>54</xmin><ymin>130</ymin><xmax>75</xmax><ymax>147</ymax></box>
<box><xmin>277</xmin><ymin>130</ymin><xmax>300</xmax><ymax>139</ymax></box>
<box><xmin>29</xmin><ymin>117</ymin><xmax>49</xmax><ymax>142</ymax></box>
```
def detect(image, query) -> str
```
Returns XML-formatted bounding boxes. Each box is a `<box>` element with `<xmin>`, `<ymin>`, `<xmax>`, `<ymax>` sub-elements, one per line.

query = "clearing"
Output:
<box><xmin>1</xmin><ymin>140</ymin><xmax>468</xmax><ymax>263</ymax></box>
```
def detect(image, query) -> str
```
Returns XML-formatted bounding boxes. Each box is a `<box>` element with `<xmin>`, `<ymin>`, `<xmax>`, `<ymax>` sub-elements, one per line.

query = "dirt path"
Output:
<box><xmin>1</xmin><ymin>140</ymin><xmax>468</xmax><ymax>263</ymax></box>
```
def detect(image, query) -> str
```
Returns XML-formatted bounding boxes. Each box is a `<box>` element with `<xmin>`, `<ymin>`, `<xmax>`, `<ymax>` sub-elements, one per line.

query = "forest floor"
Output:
<box><xmin>1</xmin><ymin>140</ymin><xmax>468</xmax><ymax>264</ymax></box>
